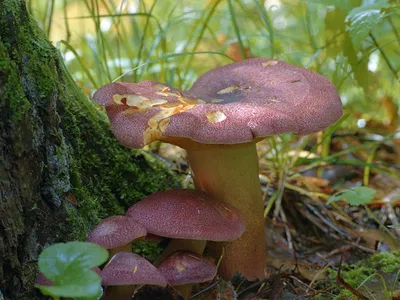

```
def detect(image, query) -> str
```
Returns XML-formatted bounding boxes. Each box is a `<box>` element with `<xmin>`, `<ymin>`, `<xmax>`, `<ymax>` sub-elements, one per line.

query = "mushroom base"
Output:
<box><xmin>103</xmin><ymin>285</ymin><xmax>137</xmax><ymax>300</ymax></box>
<box><xmin>108</xmin><ymin>243</ymin><xmax>133</xmax><ymax>259</ymax></box>
<box><xmin>186</xmin><ymin>142</ymin><xmax>266</xmax><ymax>280</ymax></box>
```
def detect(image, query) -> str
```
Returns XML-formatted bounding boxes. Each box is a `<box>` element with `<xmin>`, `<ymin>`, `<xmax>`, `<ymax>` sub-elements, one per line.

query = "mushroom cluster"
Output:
<box><xmin>93</xmin><ymin>58</ymin><xmax>342</xmax><ymax>283</ymax></box>
<box><xmin>84</xmin><ymin>189</ymin><xmax>245</xmax><ymax>299</ymax></box>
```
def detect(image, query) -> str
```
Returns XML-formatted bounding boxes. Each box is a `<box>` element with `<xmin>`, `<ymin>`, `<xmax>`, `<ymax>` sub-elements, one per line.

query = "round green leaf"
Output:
<box><xmin>36</xmin><ymin>269</ymin><xmax>102</xmax><ymax>298</ymax></box>
<box><xmin>38</xmin><ymin>241</ymin><xmax>108</xmax><ymax>283</ymax></box>
<box><xmin>327</xmin><ymin>186</ymin><xmax>376</xmax><ymax>206</ymax></box>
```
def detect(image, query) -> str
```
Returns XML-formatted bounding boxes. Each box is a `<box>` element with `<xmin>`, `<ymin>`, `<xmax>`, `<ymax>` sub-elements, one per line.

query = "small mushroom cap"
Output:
<box><xmin>93</xmin><ymin>58</ymin><xmax>342</xmax><ymax>148</ymax></box>
<box><xmin>86</xmin><ymin>216</ymin><xmax>147</xmax><ymax>249</ymax></box>
<box><xmin>100</xmin><ymin>252</ymin><xmax>167</xmax><ymax>286</ymax></box>
<box><xmin>35</xmin><ymin>272</ymin><xmax>53</xmax><ymax>286</ymax></box>
<box><xmin>126</xmin><ymin>189</ymin><xmax>245</xmax><ymax>241</ymax></box>
<box><xmin>158</xmin><ymin>251</ymin><xmax>217</xmax><ymax>285</ymax></box>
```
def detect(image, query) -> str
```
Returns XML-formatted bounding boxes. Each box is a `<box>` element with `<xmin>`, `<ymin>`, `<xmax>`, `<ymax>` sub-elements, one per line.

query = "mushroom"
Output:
<box><xmin>86</xmin><ymin>215</ymin><xmax>147</xmax><ymax>258</ymax></box>
<box><xmin>93</xmin><ymin>58</ymin><xmax>343</xmax><ymax>280</ymax></box>
<box><xmin>158</xmin><ymin>251</ymin><xmax>217</xmax><ymax>299</ymax></box>
<box><xmin>101</xmin><ymin>252</ymin><xmax>167</xmax><ymax>300</ymax></box>
<box><xmin>126</xmin><ymin>189</ymin><xmax>244</xmax><ymax>299</ymax></box>
<box><xmin>125</xmin><ymin>189</ymin><xmax>245</xmax><ymax>258</ymax></box>
<box><xmin>158</xmin><ymin>251</ymin><xmax>217</xmax><ymax>285</ymax></box>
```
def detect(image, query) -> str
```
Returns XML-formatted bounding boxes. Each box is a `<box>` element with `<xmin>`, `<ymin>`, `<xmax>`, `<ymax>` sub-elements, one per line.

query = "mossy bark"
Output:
<box><xmin>0</xmin><ymin>1</ymin><xmax>179</xmax><ymax>299</ymax></box>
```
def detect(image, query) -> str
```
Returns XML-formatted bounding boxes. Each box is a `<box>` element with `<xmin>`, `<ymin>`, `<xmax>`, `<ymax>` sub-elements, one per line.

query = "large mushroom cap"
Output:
<box><xmin>158</xmin><ymin>251</ymin><xmax>217</xmax><ymax>286</ymax></box>
<box><xmin>101</xmin><ymin>252</ymin><xmax>167</xmax><ymax>286</ymax></box>
<box><xmin>86</xmin><ymin>216</ymin><xmax>147</xmax><ymax>249</ymax></box>
<box><xmin>126</xmin><ymin>189</ymin><xmax>245</xmax><ymax>241</ymax></box>
<box><xmin>93</xmin><ymin>58</ymin><xmax>342</xmax><ymax>148</ymax></box>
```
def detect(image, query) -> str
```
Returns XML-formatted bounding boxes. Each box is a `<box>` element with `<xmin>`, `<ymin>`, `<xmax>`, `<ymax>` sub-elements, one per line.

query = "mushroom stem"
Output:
<box><xmin>186</xmin><ymin>142</ymin><xmax>266</xmax><ymax>280</ymax></box>
<box><xmin>108</xmin><ymin>243</ymin><xmax>132</xmax><ymax>259</ymax></box>
<box><xmin>102</xmin><ymin>285</ymin><xmax>137</xmax><ymax>300</ymax></box>
<box><xmin>158</xmin><ymin>240</ymin><xmax>206</xmax><ymax>262</ymax></box>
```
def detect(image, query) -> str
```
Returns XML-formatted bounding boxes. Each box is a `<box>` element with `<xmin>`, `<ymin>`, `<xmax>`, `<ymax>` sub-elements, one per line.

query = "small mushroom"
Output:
<box><xmin>158</xmin><ymin>251</ymin><xmax>217</xmax><ymax>285</ymax></box>
<box><xmin>101</xmin><ymin>252</ymin><xmax>167</xmax><ymax>300</ymax></box>
<box><xmin>126</xmin><ymin>189</ymin><xmax>242</xmax><ymax>299</ymax></box>
<box><xmin>86</xmin><ymin>215</ymin><xmax>147</xmax><ymax>258</ymax></box>
<box><xmin>126</xmin><ymin>189</ymin><xmax>245</xmax><ymax>241</ymax></box>
<box><xmin>158</xmin><ymin>251</ymin><xmax>217</xmax><ymax>299</ymax></box>
<box><xmin>126</xmin><ymin>189</ymin><xmax>245</xmax><ymax>260</ymax></box>
<box><xmin>93</xmin><ymin>58</ymin><xmax>342</xmax><ymax>280</ymax></box>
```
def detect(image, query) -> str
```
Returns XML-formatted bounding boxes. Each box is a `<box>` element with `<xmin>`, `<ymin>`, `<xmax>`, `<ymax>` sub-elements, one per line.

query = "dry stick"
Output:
<box><xmin>188</xmin><ymin>278</ymin><xmax>220</xmax><ymax>299</ymax></box>
<box><xmin>270</xmin><ymin>275</ymin><xmax>285</xmax><ymax>300</ymax></box>
<box><xmin>308</xmin><ymin>262</ymin><xmax>332</xmax><ymax>291</ymax></box>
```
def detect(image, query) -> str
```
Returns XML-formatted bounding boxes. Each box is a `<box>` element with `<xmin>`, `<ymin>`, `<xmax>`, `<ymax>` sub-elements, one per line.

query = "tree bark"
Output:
<box><xmin>0</xmin><ymin>1</ymin><xmax>179</xmax><ymax>299</ymax></box>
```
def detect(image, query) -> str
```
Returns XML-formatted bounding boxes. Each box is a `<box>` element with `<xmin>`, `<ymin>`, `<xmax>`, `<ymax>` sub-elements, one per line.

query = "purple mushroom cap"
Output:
<box><xmin>158</xmin><ymin>251</ymin><xmax>217</xmax><ymax>285</ymax></box>
<box><xmin>100</xmin><ymin>252</ymin><xmax>167</xmax><ymax>286</ymax></box>
<box><xmin>86</xmin><ymin>216</ymin><xmax>147</xmax><ymax>249</ymax></box>
<box><xmin>126</xmin><ymin>189</ymin><xmax>246</xmax><ymax>241</ymax></box>
<box><xmin>93</xmin><ymin>58</ymin><xmax>342</xmax><ymax>148</ymax></box>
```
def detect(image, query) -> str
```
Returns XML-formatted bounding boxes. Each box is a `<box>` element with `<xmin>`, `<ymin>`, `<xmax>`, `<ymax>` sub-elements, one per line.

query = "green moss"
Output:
<box><xmin>0</xmin><ymin>46</ymin><xmax>31</xmax><ymax>121</ymax></box>
<box><xmin>1</xmin><ymin>0</ymin><xmax>180</xmax><ymax>242</ymax></box>
<box><xmin>133</xmin><ymin>240</ymin><xmax>163</xmax><ymax>262</ymax></box>
<box><xmin>320</xmin><ymin>251</ymin><xmax>400</xmax><ymax>299</ymax></box>
<box><xmin>58</xmin><ymin>65</ymin><xmax>180</xmax><ymax>241</ymax></box>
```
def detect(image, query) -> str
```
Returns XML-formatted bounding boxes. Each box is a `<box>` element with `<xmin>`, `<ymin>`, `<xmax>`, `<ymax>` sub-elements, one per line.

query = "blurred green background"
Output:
<box><xmin>27</xmin><ymin>0</ymin><xmax>400</xmax><ymax>134</ymax></box>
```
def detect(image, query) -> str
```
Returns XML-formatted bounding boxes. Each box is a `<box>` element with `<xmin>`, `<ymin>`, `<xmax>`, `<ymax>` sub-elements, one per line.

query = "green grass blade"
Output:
<box><xmin>59</xmin><ymin>40</ymin><xmax>98</xmax><ymax>89</ymax></box>
<box><xmin>112</xmin><ymin>51</ymin><xmax>234</xmax><ymax>82</ymax></box>
<box><xmin>228</xmin><ymin>0</ymin><xmax>247</xmax><ymax>59</ymax></box>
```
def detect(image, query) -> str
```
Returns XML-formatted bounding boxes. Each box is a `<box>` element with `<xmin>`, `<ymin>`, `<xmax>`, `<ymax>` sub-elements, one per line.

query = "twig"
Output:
<box><xmin>347</xmin><ymin>241</ymin><xmax>376</xmax><ymax>254</ymax></box>
<box><xmin>269</xmin><ymin>274</ymin><xmax>284</xmax><ymax>300</ymax></box>
<box><xmin>280</xmin><ymin>208</ymin><xmax>293</xmax><ymax>250</ymax></box>
<box><xmin>189</xmin><ymin>278</ymin><xmax>220</xmax><ymax>299</ymax></box>
<box><xmin>336</xmin><ymin>252</ymin><xmax>370</xmax><ymax>300</ymax></box>
<box><xmin>308</xmin><ymin>262</ymin><xmax>332</xmax><ymax>291</ymax></box>
<box><xmin>304</xmin><ymin>202</ymin><xmax>349</xmax><ymax>238</ymax></box>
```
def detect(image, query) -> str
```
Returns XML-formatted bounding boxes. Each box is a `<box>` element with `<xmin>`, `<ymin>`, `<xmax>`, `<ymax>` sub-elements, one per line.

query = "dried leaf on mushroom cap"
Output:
<box><xmin>93</xmin><ymin>58</ymin><xmax>342</xmax><ymax>148</ymax></box>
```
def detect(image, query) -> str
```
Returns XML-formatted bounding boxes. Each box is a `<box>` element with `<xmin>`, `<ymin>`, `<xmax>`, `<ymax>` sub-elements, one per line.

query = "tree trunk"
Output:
<box><xmin>0</xmin><ymin>1</ymin><xmax>179</xmax><ymax>299</ymax></box>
